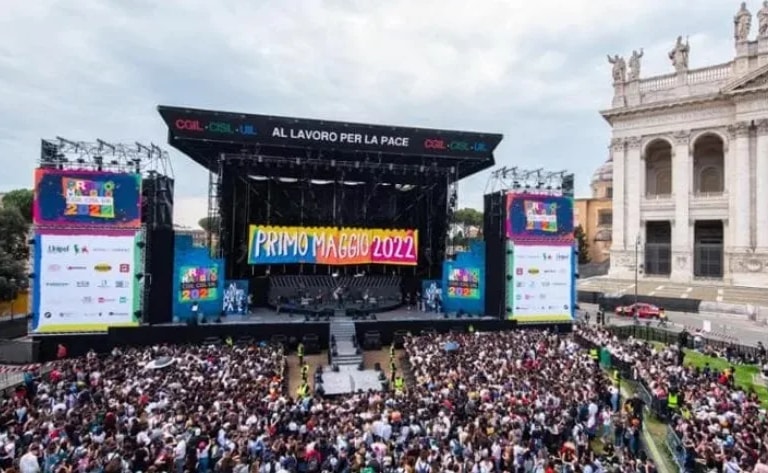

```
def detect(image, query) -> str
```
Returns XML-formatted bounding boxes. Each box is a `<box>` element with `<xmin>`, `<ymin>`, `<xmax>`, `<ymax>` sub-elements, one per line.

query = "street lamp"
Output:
<box><xmin>634</xmin><ymin>235</ymin><xmax>641</xmax><ymax>306</ymax></box>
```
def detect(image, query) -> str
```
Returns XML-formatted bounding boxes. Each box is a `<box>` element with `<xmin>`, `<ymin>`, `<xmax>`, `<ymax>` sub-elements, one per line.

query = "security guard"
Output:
<box><xmin>390</xmin><ymin>360</ymin><xmax>397</xmax><ymax>383</ymax></box>
<box><xmin>296</xmin><ymin>382</ymin><xmax>311</xmax><ymax>399</ymax></box>
<box><xmin>394</xmin><ymin>376</ymin><xmax>405</xmax><ymax>392</ymax></box>
<box><xmin>297</xmin><ymin>342</ymin><xmax>305</xmax><ymax>366</ymax></box>
<box><xmin>389</xmin><ymin>342</ymin><xmax>396</xmax><ymax>360</ymax></box>
<box><xmin>301</xmin><ymin>362</ymin><xmax>310</xmax><ymax>383</ymax></box>
<box><xmin>589</xmin><ymin>347</ymin><xmax>600</xmax><ymax>364</ymax></box>
<box><xmin>667</xmin><ymin>391</ymin><xmax>679</xmax><ymax>415</ymax></box>
<box><xmin>225</xmin><ymin>336</ymin><xmax>234</xmax><ymax>348</ymax></box>
<box><xmin>468</xmin><ymin>324</ymin><xmax>475</xmax><ymax>334</ymax></box>
<box><xmin>611</xmin><ymin>368</ymin><xmax>621</xmax><ymax>388</ymax></box>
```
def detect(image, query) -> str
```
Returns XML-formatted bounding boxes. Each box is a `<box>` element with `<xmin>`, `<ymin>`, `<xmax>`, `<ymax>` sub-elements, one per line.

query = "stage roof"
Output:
<box><xmin>158</xmin><ymin>106</ymin><xmax>502</xmax><ymax>180</ymax></box>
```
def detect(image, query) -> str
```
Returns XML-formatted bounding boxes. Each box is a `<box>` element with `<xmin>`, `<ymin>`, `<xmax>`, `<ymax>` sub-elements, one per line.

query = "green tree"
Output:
<box><xmin>198</xmin><ymin>216</ymin><xmax>220</xmax><ymax>233</ymax></box>
<box><xmin>454</xmin><ymin>208</ymin><xmax>483</xmax><ymax>227</ymax></box>
<box><xmin>574</xmin><ymin>225</ymin><xmax>591</xmax><ymax>265</ymax></box>
<box><xmin>2</xmin><ymin>189</ymin><xmax>33</xmax><ymax>223</ymax></box>
<box><xmin>0</xmin><ymin>206</ymin><xmax>28</xmax><ymax>303</ymax></box>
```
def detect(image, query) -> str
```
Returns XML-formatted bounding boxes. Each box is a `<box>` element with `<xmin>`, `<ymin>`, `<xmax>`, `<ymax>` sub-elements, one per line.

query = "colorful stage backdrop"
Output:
<box><xmin>505</xmin><ymin>242</ymin><xmax>575</xmax><ymax>323</ymax></box>
<box><xmin>248</xmin><ymin>225</ymin><xmax>418</xmax><ymax>265</ymax></box>
<box><xmin>222</xmin><ymin>280</ymin><xmax>249</xmax><ymax>315</ymax></box>
<box><xmin>32</xmin><ymin>230</ymin><xmax>141</xmax><ymax>333</ymax></box>
<box><xmin>172</xmin><ymin>234</ymin><xmax>224</xmax><ymax>320</ymax></box>
<box><xmin>442</xmin><ymin>241</ymin><xmax>485</xmax><ymax>315</ymax></box>
<box><xmin>34</xmin><ymin>169</ymin><xmax>142</xmax><ymax>228</ymax></box>
<box><xmin>506</xmin><ymin>194</ymin><xmax>574</xmax><ymax>241</ymax></box>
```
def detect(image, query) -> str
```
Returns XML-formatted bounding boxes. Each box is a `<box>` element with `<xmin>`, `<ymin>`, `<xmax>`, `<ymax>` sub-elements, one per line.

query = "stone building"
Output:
<box><xmin>605</xmin><ymin>2</ymin><xmax>768</xmax><ymax>287</ymax></box>
<box><xmin>574</xmin><ymin>159</ymin><xmax>613</xmax><ymax>264</ymax></box>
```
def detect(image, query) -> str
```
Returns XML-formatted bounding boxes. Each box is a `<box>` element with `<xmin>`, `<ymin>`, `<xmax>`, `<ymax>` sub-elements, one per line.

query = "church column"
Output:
<box><xmin>755</xmin><ymin>120</ymin><xmax>768</xmax><ymax>250</ymax></box>
<box><xmin>729</xmin><ymin>122</ymin><xmax>752</xmax><ymax>251</ymax></box>
<box><xmin>610</xmin><ymin>138</ymin><xmax>626</xmax><ymax>251</ymax></box>
<box><xmin>672</xmin><ymin>131</ymin><xmax>692</xmax><ymax>281</ymax></box>
<box><xmin>625</xmin><ymin>137</ymin><xmax>643</xmax><ymax>251</ymax></box>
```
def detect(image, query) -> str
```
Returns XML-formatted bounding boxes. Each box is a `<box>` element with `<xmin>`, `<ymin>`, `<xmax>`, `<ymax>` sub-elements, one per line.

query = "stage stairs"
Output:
<box><xmin>330</xmin><ymin>320</ymin><xmax>362</xmax><ymax>366</ymax></box>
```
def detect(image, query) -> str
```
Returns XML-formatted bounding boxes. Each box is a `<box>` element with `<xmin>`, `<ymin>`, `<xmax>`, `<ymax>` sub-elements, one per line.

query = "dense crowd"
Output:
<box><xmin>578</xmin><ymin>325</ymin><xmax>768</xmax><ymax>473</ymax></box>
<box><xmin>0</xmin><ymin>331</ymin><xmax>657</xmax><ymax>473</ymax></box>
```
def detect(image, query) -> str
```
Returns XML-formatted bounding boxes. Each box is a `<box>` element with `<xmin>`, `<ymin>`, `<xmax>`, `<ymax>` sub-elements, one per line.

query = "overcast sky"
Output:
<box><xmin>0</xmin><ymin>0</ymin><xmax>747</xmax><ymax>228</ymax></box>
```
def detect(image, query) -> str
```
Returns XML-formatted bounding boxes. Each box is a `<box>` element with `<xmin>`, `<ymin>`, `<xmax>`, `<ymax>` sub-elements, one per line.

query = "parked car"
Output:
<box><xmin>614</xmin><ymin>302</ymin><xmax>662</xmax><ymax>318</ymax></box>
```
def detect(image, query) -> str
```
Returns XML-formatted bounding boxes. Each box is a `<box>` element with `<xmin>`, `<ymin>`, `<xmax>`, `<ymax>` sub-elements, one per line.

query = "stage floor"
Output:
<box><xmin>160</xmin><ymin>309</ymin><xmax>497</xmax><ymax>325</ymax></box>
<box><xmin>320</xmin><ymin>367</ymin><xmax>384</xmax><ymax>395</ymax></box>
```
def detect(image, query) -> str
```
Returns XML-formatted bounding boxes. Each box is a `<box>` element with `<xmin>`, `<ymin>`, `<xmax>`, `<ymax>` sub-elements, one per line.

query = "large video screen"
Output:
<box><xmin>248</xmin><ymin>225</ymin><xmax>418</xmax><ymax>265</ymax></box>
<box><xmin>33</xmin><ymin>231</ymin><xmax>140</xmax><ymax>333</ymax></box>
<box><xmin>507</xmin><ymin>243</ymin><xmax>574</xmax><ymax>322</ymax></box>
<box><xmin>506</xmin><ymin>193</ymin><xmax>574</xmax><ymax>241</ymax></box>
<box><xmin>446</xmin><ymin>267</ymin><xmax>481</xmax><ymax>299</ymax></box>
<box><xmin>179</xmin><ymin>266</ymin><xmax>219</xmax><ymax>302</ymax></box>
<box><xmin>34</xmin><ymin>169</ymin><xmax>142</xmax><ymax>228</ymax></box>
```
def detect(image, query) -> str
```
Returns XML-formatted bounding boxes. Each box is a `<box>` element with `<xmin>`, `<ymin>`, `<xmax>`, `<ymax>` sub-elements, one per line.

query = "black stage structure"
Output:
<box><xmin>158</xmin><ymin>106</ymin><xmax>503</xmax><ymax>292</ymax></box>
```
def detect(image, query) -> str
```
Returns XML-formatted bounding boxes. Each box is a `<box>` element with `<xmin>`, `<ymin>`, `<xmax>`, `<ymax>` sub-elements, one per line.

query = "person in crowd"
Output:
<box><xmin>0</xmin><ymin>330</ymin><xmax>657</xmax><ymax>473</ymax></box>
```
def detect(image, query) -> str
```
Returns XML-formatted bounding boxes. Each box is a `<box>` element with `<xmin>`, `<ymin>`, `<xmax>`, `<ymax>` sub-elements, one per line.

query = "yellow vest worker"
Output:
<box><xmin>297</xmin><ymin>343</ymin><xmax>304</xmax><ymax>357</ymax></box>
<box><xmin>301</xmin><ymin>363</ymin><xmax>309</xmax><ymax>380</ymax></box>
<box><xmin>394</xmin><ymin>376</ymin><xmax>405</xmax><ymax>391</ymax></box>
<box><xmin>589</xmin><ymin>348</ymin><xmax>599</xmax><ymax>360</ymax></box>
<box><xmin>468</xmin><ymin>325</ymin><xmax>475</xmax><ymax>334</ymax></box>
<box><xmin>225</xmin><ymin>336</ymin><xmax>233</xmax><ymax>347</ymax></box>
<box><xmin>611</xmin><ymin>369</ymin><xmax>620</xmax><ymax>386</ymax></box>
<box><xmin>667</xmin><ymin>393</ymin><xmax>679</xmax><ymax>410</ymax></box>
<box><xmin>390</xmin><ymin>344</ymin><xmax>396</xmax><ymax>358</ymax></box>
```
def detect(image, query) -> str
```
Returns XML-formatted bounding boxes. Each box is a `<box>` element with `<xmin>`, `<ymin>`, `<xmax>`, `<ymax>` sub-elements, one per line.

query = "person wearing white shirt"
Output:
<box><xmin>19</xmin><ymin>444</ymin><xmax>41</xmax><ymax>473</ymax></box>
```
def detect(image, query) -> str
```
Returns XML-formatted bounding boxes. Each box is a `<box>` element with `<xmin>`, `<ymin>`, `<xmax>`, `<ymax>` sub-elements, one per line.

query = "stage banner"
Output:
<box><xmin>505</xmin><ymin>193</ymin><xmax>574</xmax><ymax>242</ymax></box>
<box><xmin>32</xmin><ymin>230</ymin><xmax>141</xmax><ymax>333</ymax></box>
<box><xmin>178</xmin><ymin>266</ymin><xmax>220</xmax><ymax>303</ymax></box>
<box><xmin>421</xmin><ymin>280</ymin><xmax>442</xmax><ymax>312</ymax></box>
<box><xmin>247</xmin><ymin>225</ymin><xmax>418</xmax><ymax>266</ymax></box>
<box><xmin>222</xmin><ymin>279</ymin><xmax>249</xmax><ymax>315</ymax></box>
<box><xmin>446</xmin><ymin>267</ymin><xmax>481</xmax><ymax>299</ymax></box>
<box><xmin>34</xmin><ymin>169</ymin><xmax>142</xmax><ymax>228</ymax></box>
<box><xmin>506</xmin><ymin>243</ymin><xmax>574</xmax><ymax>322</ymax></box>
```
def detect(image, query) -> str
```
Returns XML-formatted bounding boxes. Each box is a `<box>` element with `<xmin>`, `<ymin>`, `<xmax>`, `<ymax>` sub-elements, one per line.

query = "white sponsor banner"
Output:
<box><xmin>36</xmin><ymin>233</ymin><xmax>138</xmax><ymax>332</ymax></box>
<box><xmin>510</xmin><ymin>244</ymin><xmax>573</xmax><ymax>320</ymax></box>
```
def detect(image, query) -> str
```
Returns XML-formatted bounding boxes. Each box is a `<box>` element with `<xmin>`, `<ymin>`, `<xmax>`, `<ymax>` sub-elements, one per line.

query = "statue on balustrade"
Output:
<box><xmin>735</xmin><ymin>2</ymin><xmax>752</xmax><ymax>42</ymax></box>
<box><xmin>628</xmin><ymin>49</ymin><xmax>644</xmax><ymax>81</ymax></box>
<box><xmin>607</xmin><ymin>54</ymin><xmax>626</xmax><ymax>83</ymax></box>
<box><xmin>668</xmin><ymin>36</ymin><xmax>690</xmax><ymax>73</ymax></box>
<box><xmin>759</xmin><ymin>1</ymin><xmax>768</xmax><ymax>38</ymax></box>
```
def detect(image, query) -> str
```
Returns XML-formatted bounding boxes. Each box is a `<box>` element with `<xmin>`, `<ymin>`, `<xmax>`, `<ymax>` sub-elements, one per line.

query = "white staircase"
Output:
<box><xmin>330</xmin><ymin>320</ymin><xmax>362</xmax><ymax>366</ymax></box>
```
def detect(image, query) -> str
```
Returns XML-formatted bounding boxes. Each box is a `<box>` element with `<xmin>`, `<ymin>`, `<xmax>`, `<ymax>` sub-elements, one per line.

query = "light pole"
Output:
<box><xmin>634</xmin><ymin>235</ymin><xmax>641</xmax><ymax>306</ymax></box>
<box><xmin>8</xmin><ymin>278</ymin><xmax>16</xmax><ymax>320</ymax></box>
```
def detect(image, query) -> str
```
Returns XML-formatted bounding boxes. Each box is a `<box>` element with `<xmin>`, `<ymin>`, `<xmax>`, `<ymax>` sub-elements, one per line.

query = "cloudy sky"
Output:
<box><xmin>0</xmin><ymin>0</ymin><xmax>748</xmax><ymax>228</ymax></box>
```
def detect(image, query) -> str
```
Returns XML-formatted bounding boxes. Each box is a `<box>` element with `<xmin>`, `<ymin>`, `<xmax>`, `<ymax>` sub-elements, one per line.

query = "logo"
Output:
<box><xmin>115</xmin><ymin>280</ymin><xmax>130</xmax><ymax>289</ymax></box>
<box><xmin>82</xmin><ymin>296</ymin><xmax>93</xmax><ymax>304</ymax></box>
<box><xmin>516</xmin><ymin>294</ymin><xmax>522</xmax><ymax>300</ymax></box>
<box><xmin>94</xmin><ymin>264</ymin><xmax>112</xmax><ymax>272</ymax></box>
<box><xmin>119</xmin><ymin>264</ymin><xmax>130</xmax><ymax>273</ymax></box>
<box><xmin>540</xmin><ymin>281</ymin><xmax>551</xmax><ymax>287</ymax></box>
<box><xmin>516</xmin><ymin>281</ymin><xmax>524</xmax><ymax>288</ymax></box>
<box><xmin>43</xmin><ymin>311</ymin><xmax>52</xmax><ymax>319</ymax></box>
<box><xmin>542</xmin><ymin>253</ymin><xmax>552</xmax><ymax>260</ymax></box>
<box><xmin>47</xmin><ymin>245</ymin><xmax>69</xmax><ymax>254</ymax></box>
<box><xmin>96</xmin><ymin>280</ymin><xmax>109</xmax><ymax>288</ymax></box>
<box><xmin>516</xmin><ymin>268</ymin><xmax>523</xmax><ymax>275</ymax></box>
<box><xmin>76</xmin><ymin>281</ymin><xmax>90</xmax><ymax>288</ymax></box>
<box><xmin>544</xmin><ymin>269</ymin><xmax>557</xmax><ymax>274</ymax></box>
<box><xmin>556</xmin><ymin>253</ymin><xmax>570</xmax><ymax>261</ymax></box>
<box><xmin>119</xmin><ymin>297</ymin><xmax>128</xmax><ymax>303</ymax></box>
<box><xmin>108</xmin><ymin>311</ymin><xmax>129</xmax><ymax>317</ymax></box>
<box><xmin>97</xmin><ymin>297</ymin><xmax>115</xmax><ymax>304</ymax></box>
<box><xmin>47</xmin><ymin>264</ymin><xmax>61</xmax><ymax>272</ymax></box>
<box><xmin>528</xmin><ymin>268</ymin><xmax>540</xmax><ymax>275</ymax></box>
<box><xmin>45</xmin><ymin>282</ymin><xmax>68</xmax><ymax>287</ymax></box>
<box><xmin>73</xmin><ymin>245</ymin><xmax>88</xmax><ymax>254</ymax></box>
<box><xmin>67</xmin><ymin>265</ymin><xmax>87</xmax><ymax>271</ymax></box>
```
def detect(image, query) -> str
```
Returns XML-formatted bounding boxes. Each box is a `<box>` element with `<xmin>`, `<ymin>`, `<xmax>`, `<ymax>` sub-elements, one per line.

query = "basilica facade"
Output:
<box><xmin>606</xmin><ymin>2</ymin><xmax>768</xmax><ymax>287</ymax></box>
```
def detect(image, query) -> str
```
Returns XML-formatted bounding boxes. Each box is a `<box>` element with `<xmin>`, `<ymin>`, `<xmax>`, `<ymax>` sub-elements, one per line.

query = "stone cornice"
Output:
<box><xmin>600</xmin><ymin>93</ymin><xmax>726</xmax><ymax>122</ymax></box>
<box><xmin>728</xmin><ymin>121</ymin><xmax>751</xmax><ymax>139</ymax></box>
<box><xmin>756</xmin><ymin>119</ymin><xmax>768</xmax><ymax>135</ymax></box>
<box><xmin>672</xmin><ymin>130</ymin><xmax>691</xmax><ymax>146</ymax></box>
<box><xmin>626</xmin><ymin>137</ymin><xmax>642</xmax><ymax>150</ymax></box>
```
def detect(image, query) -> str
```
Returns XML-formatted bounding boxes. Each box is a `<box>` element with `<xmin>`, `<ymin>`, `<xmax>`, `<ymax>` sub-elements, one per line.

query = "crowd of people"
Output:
<box><xmin>0</xmin><ymin>330</ymin><xmax>660</xmax><ymax>473</ymax></box>
<box><xmin>578</xmin><ymin>325</ymin><xmax>768</xmax><ymax>473</ymax></box>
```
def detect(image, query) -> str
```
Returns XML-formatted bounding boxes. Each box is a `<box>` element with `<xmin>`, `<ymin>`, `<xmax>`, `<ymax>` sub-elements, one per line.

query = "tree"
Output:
<box><xmin>198</xmin><ymin>216</ymin><xmax>220</xmax><ymax>233</ymax></box>
<box><xmin>2</xmin><ymin>189</ymin><xmax>33</xmax><ymax>223</ymax></box>
<box><xmin>574</xmin><ymin>225</ymin><xmax>591</xmax><ymax>265</ymax></box>
<box><xmin>454</xmin><ymin>208</ymin><xmax>483</xmax><ymax>227</ymax></box>
<box><xmin>0</xmin><ymin>206</ymin><xmax>28</xmax><ymax>303</ymax></box>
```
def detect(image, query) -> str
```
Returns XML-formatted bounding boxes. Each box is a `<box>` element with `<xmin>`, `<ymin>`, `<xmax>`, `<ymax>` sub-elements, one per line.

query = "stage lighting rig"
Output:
<box><xmin>39</xmin><ymin>138</ymin><xmax>174</xmax><ymax>177</ymax></box>
<box><xmin>484</xmin><ymin>165</ymin><xmax>573</xmax><ymax>196</ymax></box>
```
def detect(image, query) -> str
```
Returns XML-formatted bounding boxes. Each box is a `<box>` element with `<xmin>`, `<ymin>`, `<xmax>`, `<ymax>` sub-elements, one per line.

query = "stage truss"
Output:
<box><xmin>40</xmin><ymin>138</ymin><xmax>174</xmax><ymax>177</ymax></box>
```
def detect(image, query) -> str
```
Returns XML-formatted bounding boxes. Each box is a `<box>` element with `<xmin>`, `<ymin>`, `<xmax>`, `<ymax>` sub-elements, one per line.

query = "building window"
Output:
<box><xmin>605</xmin><ymin>187</ymin><xmax>613</xmax><ymax>198</ymax></box>
<box><xmin>597</xmin><ymin>210</ymin><xmax>612</xmax><ymax>226</ymax></box>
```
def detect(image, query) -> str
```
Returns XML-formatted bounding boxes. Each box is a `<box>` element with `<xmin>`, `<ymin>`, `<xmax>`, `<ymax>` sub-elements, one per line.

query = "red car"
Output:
<box><xmin>615</xmin><ymin>302</ymin><xmax>662</xmax><ymax>318</ymax></box>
